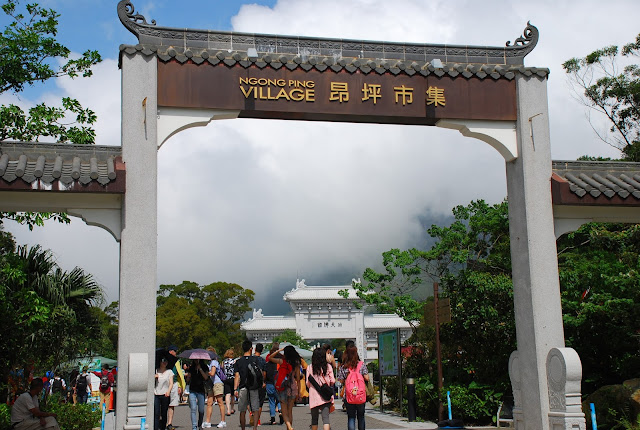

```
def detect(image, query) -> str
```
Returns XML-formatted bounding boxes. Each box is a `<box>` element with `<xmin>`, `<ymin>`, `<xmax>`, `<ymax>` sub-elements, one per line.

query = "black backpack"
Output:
<box><xmin>51</xmin><ymin>379</ymin><xmax>63</xmax><ymax>394</ymax></box>
<box><xmin>76</xmin><ymin>375</ymin><xmax>88</xmax><ymax>392</ymax></box>
<box><xmin>245</xmin><ymin>357</ymin><xmax>263</xmax><ymax>390</ymax></box>
<box><xmin>100</xmin><ymin>373</ymin><xmax>110</xmax><ymax>390</ymax></box>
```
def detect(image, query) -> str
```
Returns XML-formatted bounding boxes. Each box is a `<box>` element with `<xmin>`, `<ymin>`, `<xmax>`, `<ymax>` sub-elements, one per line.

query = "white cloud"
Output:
<box><xmin>5</xmin><ymin>0</ymin><xmax>640</xmax><ymax>313</ymax></box>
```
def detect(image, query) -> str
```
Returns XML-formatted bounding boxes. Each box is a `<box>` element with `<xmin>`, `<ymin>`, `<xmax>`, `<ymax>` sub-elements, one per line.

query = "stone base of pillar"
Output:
<box><xmin>547</xmin><ymin>348</ymin><xmax>586</xmax><ymax>430</ymax></box>
<box><xmin>125</xmin><ymin>353</ymin><xmax>150</xmax><ymax>430</ymax></box>
<box><xmin>549</xmin><ymin>413</ymin><xmax>586</xmax><ymax>430</ymax></box>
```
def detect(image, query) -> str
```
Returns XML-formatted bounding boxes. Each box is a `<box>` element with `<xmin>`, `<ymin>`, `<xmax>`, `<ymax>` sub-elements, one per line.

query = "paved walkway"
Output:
<box><xmin>168</xmin><ymin>398</ymin><xmax>437</xmax><ymax>430</ymax></box>
<box><xmin>102</xmin><ymin>399</ymin><xmax>498</xmax><ymax>430</ymax></box>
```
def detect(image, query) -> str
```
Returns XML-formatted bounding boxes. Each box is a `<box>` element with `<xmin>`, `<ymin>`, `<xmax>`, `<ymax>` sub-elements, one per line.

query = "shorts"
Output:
<box><xmin>237</xmin><ymin>388</ymin><xmax>260</xmax><ymax>412</ymax></box>
<box><xmin>169</xmin><ymin>383</ymin><xmax>179</xmax><ymax>407</ymax></box>
<box><xmin>213</xmin><ymin>382</ymin><xmax>224</xmax><ymax>397</ymax></box>
<box><xmin>278</xmin><ymin>390</ymin><xmax>296</xmax><ymax>403</ymax></box>
<box><xmin>224</xmin><ymin>379</ymin><xmax>234</xmax><ymax>396</ymax></box>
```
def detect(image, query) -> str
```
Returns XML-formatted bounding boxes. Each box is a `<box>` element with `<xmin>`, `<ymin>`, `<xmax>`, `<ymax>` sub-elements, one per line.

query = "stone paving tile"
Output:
<box><xmin>102</xmin><ymin>399</ymin><xmax>495</xmax><ymax>430</ymax></box>
<box><xmin>170</xmin><ymin>398</ymin><xmax>430</xmax><ymax>430</ymax></box>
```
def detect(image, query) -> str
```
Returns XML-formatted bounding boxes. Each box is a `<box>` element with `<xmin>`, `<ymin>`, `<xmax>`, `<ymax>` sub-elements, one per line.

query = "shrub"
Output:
<box><xmin>443</xmin><ymin>382</ymin><xmax>504</xmax><ymax>425</ymax></box>
<box><xmin>0</xmin><ymin>403</ymin><xmax>10</xmax><ymax>430</ymax></box>
<box><xmin>45</xmin><ymin>395</ymin><xmax>101</xmax><ymax>430</ymax></box>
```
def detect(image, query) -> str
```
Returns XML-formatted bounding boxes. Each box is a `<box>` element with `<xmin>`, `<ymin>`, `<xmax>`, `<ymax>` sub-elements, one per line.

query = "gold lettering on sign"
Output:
<box><xmin>239</xmin><ymin>77</ymin><xmax>315</xmax><ymax>102</ymax></box>
<box><xmin>426</xmin><ymin>86</ymin><xmax>446</xmax><ymax>107</ymax></box>
<box><xmin>362</xmin><ymin>84</ymin><xmax>381</xmax><ymax>104</ymax></box>
<box><xmin>329</xmin><ymin>82</ymin><xmax>349</xmax><ymax>103</ymax></box>
<box><xmin>393</xmin><ymin>85</ymin><xmax>413</xmax><ymax>106</ymax></box>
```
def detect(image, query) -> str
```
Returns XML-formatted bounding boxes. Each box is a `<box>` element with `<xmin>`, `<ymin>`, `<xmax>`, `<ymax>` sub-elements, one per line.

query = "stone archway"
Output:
<box><xmin>114</xmin><ymin>4</ymin><xmax>576</xmax><ymax>426</ymax></box>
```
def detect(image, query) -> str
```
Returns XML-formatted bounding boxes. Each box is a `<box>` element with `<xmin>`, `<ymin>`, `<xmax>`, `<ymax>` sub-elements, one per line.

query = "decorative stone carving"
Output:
<box><xmin>252</xmin><ymin>308</ymin><xmax>263</xmax><ymax>319</ymax></box>
<box><xmin>547</xmin><ymin>348</ymin><xmax>586</xmax><ymax>430</ymax></box>
<box><xmin>125</xmin><ymin>353</ymin><xmax>149</xmax><ymax>429</ymax></box>
<box><xmin>296</xmin><ymin>278</ymin><xmax>307</xmax><ymax>289</ymax></box>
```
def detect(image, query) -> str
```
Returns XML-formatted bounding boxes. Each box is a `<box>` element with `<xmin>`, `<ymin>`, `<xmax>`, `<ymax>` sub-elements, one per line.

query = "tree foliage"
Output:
<box><xmin>271</xmin><ymin>330</ymin><xmax>311</xmax><ymax>350</ymax></box>
<box><xmin>352</xmin><ymin>200</ymin><xmax>515</xmax><ymax>388</ymax></box>
<box><xmin>0</xmin><ymin>228</ymin><xmax>105</xmax><ymax>395</ymax></box>
<box><xmin>0</xmin><ymin>0</ymin><xmax>101</xmax><ymax>144</ymax></box>
<box><xmin>156</xmin><ymin>281</ymin><xmax>254</xmax><ymax>353</ymax></box>
<box><xmin>557</xmin><ymin>222</ymin><xmax>640</xmax><ymax>394</ymax></box>
<box><xmin>563</xmin><ymin>32</ymin><xmax>640</xmax><ymax>160</ymax></box>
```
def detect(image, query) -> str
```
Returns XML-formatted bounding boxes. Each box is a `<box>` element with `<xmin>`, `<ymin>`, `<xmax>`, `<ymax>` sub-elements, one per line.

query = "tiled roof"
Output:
<box><xmin>364</xmin><ymin>314</ymin><xmax>412</xmax><ymax>329</ymax></box>
<box><xmin>241</xmin><ymin>316</ymin><xmax>296</xmax><ymax>331</ymax></box>
<box><xmin>283</xmin><ymin>285</ymin><xmax>361</xmax><ymax>301</ymax></box>
<box><xmin>552</xmin><ymin>161</ymin><xmax>640</xmax><ymax>206</ymax></box>
<box><xmin>0</xmin><ymin>142</ymin><xmax>124</xmax><ymax>192</ymax></box>
<box><xmin>117</xmin><ymin>1</ymin><xmax>547</xmax><ymax>80</ymax></box>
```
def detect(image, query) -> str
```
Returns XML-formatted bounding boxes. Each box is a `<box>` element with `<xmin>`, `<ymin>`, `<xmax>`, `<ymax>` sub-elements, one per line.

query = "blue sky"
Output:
<box><xmin>3</xmin><ymin>0</ymin><xmax>640</xmax><ymax>313</ymax></box>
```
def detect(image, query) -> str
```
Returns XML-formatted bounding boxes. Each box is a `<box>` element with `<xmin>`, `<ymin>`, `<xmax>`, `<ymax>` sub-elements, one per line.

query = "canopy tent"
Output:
<box><xmin>61</xmin><ymin>356</ymin><xmax>118</xmax><ymax>372</ymax></box>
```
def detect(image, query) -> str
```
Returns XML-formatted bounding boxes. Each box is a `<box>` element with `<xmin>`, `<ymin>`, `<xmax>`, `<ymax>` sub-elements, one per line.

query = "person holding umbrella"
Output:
<box><xmin>179</xmin><ymin>349</ymin><xmax>217</xmax><ymax>430</ymax></box>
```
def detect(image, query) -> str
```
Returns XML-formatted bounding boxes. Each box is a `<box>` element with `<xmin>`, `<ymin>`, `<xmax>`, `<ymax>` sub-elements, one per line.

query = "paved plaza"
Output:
<box><xmin>103</xmin><ymin>395</ymin><xmax>497</xmax><ymax>430</ymax></box>
<box><xmin>167</xmin><ymin>399</ymin><xmax>432</xmax><ymax>430</ymax></box>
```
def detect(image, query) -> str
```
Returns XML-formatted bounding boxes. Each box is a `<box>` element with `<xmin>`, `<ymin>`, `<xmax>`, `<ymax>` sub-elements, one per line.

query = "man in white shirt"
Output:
<box><xmin>11</xmin><ymin>378</ymin><xmax>60</xmax><ymax>430</ymax></box>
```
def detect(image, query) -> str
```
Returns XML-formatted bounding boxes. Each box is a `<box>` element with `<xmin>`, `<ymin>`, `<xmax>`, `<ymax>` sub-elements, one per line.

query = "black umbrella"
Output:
<box><xmin>155</xmin><ymin>348</ymin><xmax>179</xmax><ymax>370</ymax></box>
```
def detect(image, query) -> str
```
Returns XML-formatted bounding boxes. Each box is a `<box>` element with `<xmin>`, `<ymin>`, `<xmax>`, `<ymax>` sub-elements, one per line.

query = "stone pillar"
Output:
<box><xmin>506</xmin><ymin>75</ymin><xmax>585</xmax><ymax>429</ymax></box>
<box><xmin>116</xmin><ymin>52</ymin><xmax>158</xmax><ymax>430</ymax></box>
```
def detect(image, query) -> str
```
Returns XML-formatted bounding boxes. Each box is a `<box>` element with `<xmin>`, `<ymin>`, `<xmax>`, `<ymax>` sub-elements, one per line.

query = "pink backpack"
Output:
<box><xmin>345</xmin><ymin>361</ymin><xmax>366</xmax><ymax>404</ymax></box>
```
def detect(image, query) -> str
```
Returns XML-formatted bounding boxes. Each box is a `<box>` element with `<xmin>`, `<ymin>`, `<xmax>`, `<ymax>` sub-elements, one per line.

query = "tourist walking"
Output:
<box><xmin>93</xmin><ymin>364</ymin><xmax>115</xmax><ymax>411</ymax></box>
<box><xmin>306</xmin><ymin>348</ymin><xmax>335</xmax><ymax>430</ymax></box>
<box><xmin>264</xmin><ymin>344</ymin><xmax>282</xmax><ymax>425</ymax></box>
<box><xmin>253</xmin><ymin>344</ymin><xmax>267</xmax><ymax>426</ymax></box>
<box><xmin>166</xmin><ymin>345</ymin><xmax>181</xmax><ymax>430</ymax></box>
<box><xmin>270</xmin><ymin>345</ymin><xmax>301</xmax><ymax>430</ymax></box>
<box><xmin>74</xmin><ymin>367</ymin><xmax>90</xmax><ymax>404</ymax></box>
<box><xmin>187</xmin><ymin>360</ymin><xmax>210</xmax><ymax>430</ymax></box>
<box><xmin>337</xmin><ymin>346</ymin><xmax>368</xmax><ymax>430</ymax></box>
<box><xmin>222</xmin><ymin>349</ymin><xmax>236</xmax><ymax>416</ymax></box>
<box><xmin>155</xmin><ymin>357</ymin><xmax>174</xmax><ymax>430</ymax></box>
<box><xmin>234</xmin><ymin>340</ymin><xmax>263</xmax><ymax>430</ymax></box>
<box><xmin>203</xmin><ymin>347</ymin><xmax>226</xmax><ymax>428</ymax></box>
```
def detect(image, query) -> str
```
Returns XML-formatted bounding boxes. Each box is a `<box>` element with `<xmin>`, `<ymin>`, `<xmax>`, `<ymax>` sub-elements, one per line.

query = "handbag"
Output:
<box><xmin>307</xmin><ymin>375</ymin><xmax>334</xmax><ymax>401</ymax></box>
<box><xmin>365</xmin><ymin>377</ymin><xmax>375</xmax><ymax>403</ymax></box>
<box><xmin>204</xmin><ymin>377</ymin><xmax>214</xmax><ymax>392</ymax></box>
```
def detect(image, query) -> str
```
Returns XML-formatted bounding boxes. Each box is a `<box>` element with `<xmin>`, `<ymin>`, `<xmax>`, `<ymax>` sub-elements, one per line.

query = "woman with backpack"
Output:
<box><xmin>269</xmin><ymin>346</ymin><xmax>301</xmax><ymax>430</ymax></box>
<box><xmin>337</xmin><ymin>346</ymin><xmax>369</xmax><ymax>430</ymax></box>
<box><xmin>306</xmin><ymin>348</ymin><xmax>335</xmax><ymax>430</ymax></box>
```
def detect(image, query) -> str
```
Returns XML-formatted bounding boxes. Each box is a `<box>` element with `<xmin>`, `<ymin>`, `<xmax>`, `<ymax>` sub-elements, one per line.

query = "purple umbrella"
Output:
<box><xmin>178</xmin><ymin>349</ymin><xmax>217</xmax><ymax>360</ymax></box>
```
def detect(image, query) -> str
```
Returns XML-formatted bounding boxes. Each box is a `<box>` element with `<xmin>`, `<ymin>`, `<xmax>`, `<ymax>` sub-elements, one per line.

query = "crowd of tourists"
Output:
<box><xmin>155</xmin><ymin>340</ymin><xmax>370</xmax><ymax>430</ymax></box>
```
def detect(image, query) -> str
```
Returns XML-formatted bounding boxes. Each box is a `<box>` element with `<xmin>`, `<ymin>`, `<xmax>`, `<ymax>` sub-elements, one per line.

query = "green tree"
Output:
<box><xmin>557</xmin><ymin>223</ymin><xmax>640</xmax><ymax>393</ymax></box>
<box><xmin>0</xmin><ymin>229</ymin><xmax>105</xmax><ymax>394</ymax></box>
<box><xmin>156</xmin><ymin>281</ymin><xmax>254</xmax><ymax>353</ymax></box>
<box><xmin>0</xmin><ymin>0</ymin><xmax>101</xmax><ymax>144</ymax></box>
<box><xmin>271</xmin><ymin>330</ymin><xmax>311</xmax><ymax>350</ymax></box>
<box><xmin>352</xmin><ymin>200</ymin><xmax>515</xmax><ymax>389</ymax></box>
<box><xmin>563</xmin><ymin>32</ymin><xmax>640</xmax><ymax>160</ymax></box>
<box><xmin>91</xmin><ymin>301</ymin><xmax>119</xmax><ymax>360</ymax></box>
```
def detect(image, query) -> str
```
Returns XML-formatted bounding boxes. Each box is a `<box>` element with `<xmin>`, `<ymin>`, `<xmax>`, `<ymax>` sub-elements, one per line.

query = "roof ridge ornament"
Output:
<box><xmin>506</xmin><ymin>21</ymin><xmax>538</xmax><ymax>49</ymax></box>
<box><xmin>116</xmin><ymin>2</ymin><xmax>539</xmax><ymax>65</ymax></box>
<box><xmin>117</xmin><ymin>1</ymin><xmax>156</xmax><ymax>39</ymax></box>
